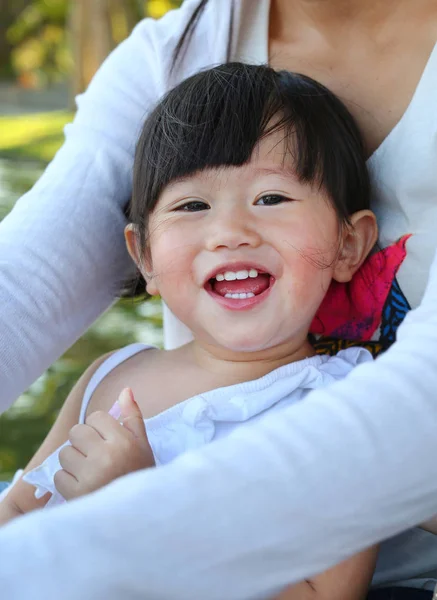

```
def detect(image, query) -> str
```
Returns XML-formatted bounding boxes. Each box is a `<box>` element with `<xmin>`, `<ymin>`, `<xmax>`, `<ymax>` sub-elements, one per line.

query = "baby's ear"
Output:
<box><xmin>125</xmin><ymin>223</ymin><xmax>142</xmax><ymax>267</ymax></box>
<box><xmin>124</xmin><ymin>224</ymin><xmax>158</xmax><ymax>296</ymax></box>
<box><xmin>333</xmin><ymin>210</ymin><xmax>378</xmax><ymax>283</ymax></box>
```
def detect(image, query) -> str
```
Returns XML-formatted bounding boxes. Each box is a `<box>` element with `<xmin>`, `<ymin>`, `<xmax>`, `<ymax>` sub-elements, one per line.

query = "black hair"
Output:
<box><xmin>172</xmin><ymin>0</ymin><xmax>209</xmax><ymax>71</ymax></box>
<box><xmin>125</xmin><ymin>62</ymin><xmax>370</xmax><ymax>296</ymax></box>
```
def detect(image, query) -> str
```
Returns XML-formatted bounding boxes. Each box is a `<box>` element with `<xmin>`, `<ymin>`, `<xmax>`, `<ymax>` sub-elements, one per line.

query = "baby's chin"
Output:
<box><xmin>200</xmin><ymin>329</ymin><xmax>288</xmax><ymax>357</ymax></box>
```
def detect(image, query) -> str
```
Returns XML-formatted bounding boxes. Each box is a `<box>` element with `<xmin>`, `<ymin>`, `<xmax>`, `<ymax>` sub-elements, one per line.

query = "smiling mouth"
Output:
<box><xmin>205</xmin><ymin>268</ymin><xmax>274</xmax><ymax>303</ymax></box>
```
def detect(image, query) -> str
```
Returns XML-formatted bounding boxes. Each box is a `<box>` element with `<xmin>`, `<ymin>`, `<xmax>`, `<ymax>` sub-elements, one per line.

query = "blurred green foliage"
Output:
<box><xmin>0</xmin><ymin>110</ymin><xmax>71</xmax><ymax>161</ymax></box>
<box><xmin>7</xmin><ymin>0</ymin><xmax>71</xmax><ymax>87</ymax></box>
<box><xmin>5</xmin><ymin>0</ymin><xmax>182</xmax><ymax>88</ymax></box>
<box><xmin>0</xmin><ymin>112</ymin><xmax>163</xmax><ymax>480</ymax></box>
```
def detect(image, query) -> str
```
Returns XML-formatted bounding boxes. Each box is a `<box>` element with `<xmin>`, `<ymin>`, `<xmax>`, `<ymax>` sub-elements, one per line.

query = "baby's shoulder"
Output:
<box><xmin>84</xmin><ymin>344</ymin><xmax>164</xmax><ymax>418</ymax></box>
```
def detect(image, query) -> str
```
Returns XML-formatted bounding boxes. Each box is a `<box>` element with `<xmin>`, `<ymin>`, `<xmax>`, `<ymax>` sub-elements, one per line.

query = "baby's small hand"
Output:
<box><xmin>54</xmin><ymin>388</ymin><xmax>154</xmax><ymax>500</ymax></box>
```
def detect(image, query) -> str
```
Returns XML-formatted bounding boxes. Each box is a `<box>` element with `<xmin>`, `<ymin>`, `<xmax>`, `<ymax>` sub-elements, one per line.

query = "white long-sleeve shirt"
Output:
<box><xmin>2</xmin><ymin>1</ymin><xmax>437</xmax><ymax>597</ymax></box>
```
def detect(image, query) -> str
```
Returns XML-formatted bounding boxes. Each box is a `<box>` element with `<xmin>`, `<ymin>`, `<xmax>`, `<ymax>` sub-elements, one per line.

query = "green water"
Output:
<box><xmin>0</xmin><ymin>158</ymin><xmax>163</xmax><ymax>479</ymax></box>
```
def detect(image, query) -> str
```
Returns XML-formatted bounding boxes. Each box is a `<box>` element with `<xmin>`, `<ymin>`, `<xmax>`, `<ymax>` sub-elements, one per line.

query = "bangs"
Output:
<box><xmin>132</xmin><ymin>63</ymin><xmax>369</xmax><ymax>227</ymax></box>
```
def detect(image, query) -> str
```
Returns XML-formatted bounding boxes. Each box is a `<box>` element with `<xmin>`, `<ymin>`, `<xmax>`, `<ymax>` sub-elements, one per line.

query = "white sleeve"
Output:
<box><xmin>1</xmin><ymin>253</ymin><xmax>437</xmax><ymax>599</ymax></box>
<box><xmin>0</xmin><ymin>24</ymin><xmax>153</xmax><ymax>408</ymax></box>
<box><xmin>0</xmin><ymin>0</ymin><xmax>214</xmax><ymax>409</ymax></box>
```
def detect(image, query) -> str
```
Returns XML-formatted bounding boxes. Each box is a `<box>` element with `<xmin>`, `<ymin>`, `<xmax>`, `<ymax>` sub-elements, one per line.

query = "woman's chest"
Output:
<box><xmin>269</xmin><ymin>31</ymin><xmax>437</xmax><ymax>156</ymax></box>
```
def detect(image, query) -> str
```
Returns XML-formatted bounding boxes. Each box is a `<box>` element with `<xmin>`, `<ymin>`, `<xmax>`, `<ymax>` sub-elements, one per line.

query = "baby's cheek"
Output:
<box><xmin>153</xmin><ymin>245</ymin><xmax>197</xmax><ymax>311</ymax></box>
<box><xmin>152</xmin><ymin>238</ymin><xmax>193</xmax><ymax>279</ymax></box>
<box><xmin>287</xmin><ymin>259</ymin><xmax>333</xmax><ymax>312</ymax></box>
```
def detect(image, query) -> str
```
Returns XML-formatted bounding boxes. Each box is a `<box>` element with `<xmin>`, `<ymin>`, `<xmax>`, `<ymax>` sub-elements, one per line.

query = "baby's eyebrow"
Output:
<box><xmin>251</xmin><ymin>166</ymin><xmax>300</xmax><ymax>181</ymax></box>
<box><xmin>165</xmin><ymin>175</ymin><xmax>193</xmax><ymax>190</ymax></box>
<box><xmin>164</xmin><ymin>165</ymin><xmax>301</xmax><ymax>193</ymax></box>
<box><xmin>164</xmin><ymin>169</ymin><xmax>229</xmax><ymax>190</ymax></box>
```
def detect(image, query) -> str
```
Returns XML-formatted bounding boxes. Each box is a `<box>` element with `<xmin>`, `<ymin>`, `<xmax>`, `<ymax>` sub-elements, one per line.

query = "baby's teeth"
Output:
<box><xmin>224</xmin><ymin>292</ymin><xmax>256</xmax><ymax>299</ymax></box>
<box><xmin>236</xmin><ymin>270</ymin><xmax>249</xmax><ymax>280</ymax></box>
<box><xmin>220</xmin><ymin>269</ymin><xmax>258</xmax><ymax>281</ymax></box>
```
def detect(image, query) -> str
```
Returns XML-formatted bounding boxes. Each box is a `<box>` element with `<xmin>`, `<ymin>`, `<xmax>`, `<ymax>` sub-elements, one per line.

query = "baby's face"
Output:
<box><xmin>142</xmin><ymin>130</ymin><xmax>345</xmax><ymax>354</ymax></box>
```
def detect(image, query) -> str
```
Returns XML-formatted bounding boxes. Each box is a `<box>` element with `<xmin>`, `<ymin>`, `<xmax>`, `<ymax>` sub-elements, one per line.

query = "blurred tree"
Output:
<box><xmin>69</xmin><ymin>0</ymin><xmax>181</xmax><ymax>97</ymax></box>
<box><xmin>7</xmin><ymin>0</ymin><xmax>71</xmax><ymax>88</ymax></box>
<box><xmin>5</xmin><ymin>1</ymin><xmax>182</xmax><ymax>95</ymax></box>
<box><xmin>0</xmin><ymin>0</ymin><xmax>29</xmax><ymax>78</ymax></box>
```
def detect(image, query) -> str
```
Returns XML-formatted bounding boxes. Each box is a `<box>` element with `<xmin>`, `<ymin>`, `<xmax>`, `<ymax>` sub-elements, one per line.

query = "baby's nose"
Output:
<box><xmin>206</xmin><ymin>219</ymin><xmax>262</xmax><ymax>251</ymax></box>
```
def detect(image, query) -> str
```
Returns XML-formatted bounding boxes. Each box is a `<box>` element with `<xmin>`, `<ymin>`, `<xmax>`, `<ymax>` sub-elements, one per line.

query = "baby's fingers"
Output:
<box><xmin>58</xmin><ymin>444</ymin><xmax>84</xmax><ymax>477</ymax></box>
<box><xmin>85</xmin><ymin>410</ymin><xmax>127</xmax><ymax>442</ymax></box>
<box><xmin>54</xmin><ymin>468</ymin><xmax>81</xmax><ymax>500</ymax></box>
<box><xmin>68</xmin><ymin>423</ymin><xmax>104</xmax><ymax>456</ymax></box>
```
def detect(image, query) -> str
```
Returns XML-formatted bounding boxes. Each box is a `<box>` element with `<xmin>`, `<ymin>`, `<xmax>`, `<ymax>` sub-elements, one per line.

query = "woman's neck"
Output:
<box><xmin>270</xmin><ymin>0</ymin><xmax>403</xmax><ymax>43</ymax></box>
<box><xmin>187</xmin><ymin>337</ymin><xmax>316</xmax><ymax>385</ymax></box>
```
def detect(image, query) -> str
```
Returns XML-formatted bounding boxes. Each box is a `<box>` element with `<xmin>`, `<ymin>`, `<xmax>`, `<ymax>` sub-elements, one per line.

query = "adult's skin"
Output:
<box><xmin>268</xmin><ymin>0</ymin><xmax>437</xmax><ymax>158</ymax></box>
<box><xmin>1</xmin><ymin>0</ymin><xmax>437</xmax><ymax>597</ymax></box>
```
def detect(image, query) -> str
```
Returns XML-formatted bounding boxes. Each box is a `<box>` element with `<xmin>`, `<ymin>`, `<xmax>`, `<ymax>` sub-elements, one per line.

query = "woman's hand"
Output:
<box><xmin>54</xmin><ymin>388</ymin><xmax>154</xmax><ymax>500</ymax></box>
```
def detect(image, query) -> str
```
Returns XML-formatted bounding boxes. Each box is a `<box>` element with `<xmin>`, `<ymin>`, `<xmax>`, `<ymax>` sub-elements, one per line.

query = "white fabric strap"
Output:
<box><xmin>78</xmin><ymin>343</ymin><xmax>151</xmax><ymax>423</ymax></box>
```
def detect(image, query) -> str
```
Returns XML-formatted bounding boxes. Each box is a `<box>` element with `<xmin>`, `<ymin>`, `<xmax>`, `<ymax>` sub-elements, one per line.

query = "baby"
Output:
<box><xmin>1</xmin><ymin>63</ymin><xmax>380</xmax><ymax>599</ymax></box>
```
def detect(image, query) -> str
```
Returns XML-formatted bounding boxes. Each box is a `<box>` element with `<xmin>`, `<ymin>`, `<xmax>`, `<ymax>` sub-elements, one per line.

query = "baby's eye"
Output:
<box><xmin>175</xmin><ymin>200</ymin><xmax>210</xmax><ymax>212</ymax></box>
<box><xmin>255</xmin><ymin>194</ymin><xmax>291</xmax><ymax>206</ymax></box>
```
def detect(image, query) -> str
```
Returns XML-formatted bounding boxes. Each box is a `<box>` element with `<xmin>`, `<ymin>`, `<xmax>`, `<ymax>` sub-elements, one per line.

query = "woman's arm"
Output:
<box><xmin>0</xmin><ymin>245</ymin><xmax>437</xmax><ymax>599</ymax></box>
<box><xmin>276</xmin><ymin>547</ymin><xmax>378</xmax><ymax>600</ymax></box>
<box><xmin>0</xmin><ymin>354</ymin><xmax>109</xmax><ymax>525</ymax></box>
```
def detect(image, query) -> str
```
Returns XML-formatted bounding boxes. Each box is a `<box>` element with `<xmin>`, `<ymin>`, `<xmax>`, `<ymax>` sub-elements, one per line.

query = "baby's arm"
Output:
<box><xmin>275</xmin><ymin>546</ymin><xmax>378</xmax><ymax>600</ymax></box>
<box><xmin>0</xmin><ymin>353</ymin><xmax>111</xmax><ymax>525</ymax></box>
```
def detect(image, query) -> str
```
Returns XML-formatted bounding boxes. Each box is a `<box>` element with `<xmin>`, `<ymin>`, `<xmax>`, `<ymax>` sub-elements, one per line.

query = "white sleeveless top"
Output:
<box><xmin>23</xmin><ymin>344</ymin><xmax>370</xmax><ymax>508</ymax></box>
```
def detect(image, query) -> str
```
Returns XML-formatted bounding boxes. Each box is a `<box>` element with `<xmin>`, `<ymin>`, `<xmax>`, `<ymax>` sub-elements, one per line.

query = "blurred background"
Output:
<box><xmin>0</xmin><ymin>0</ymin><xmax>182</xmax><ymax>479</ymax></box>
